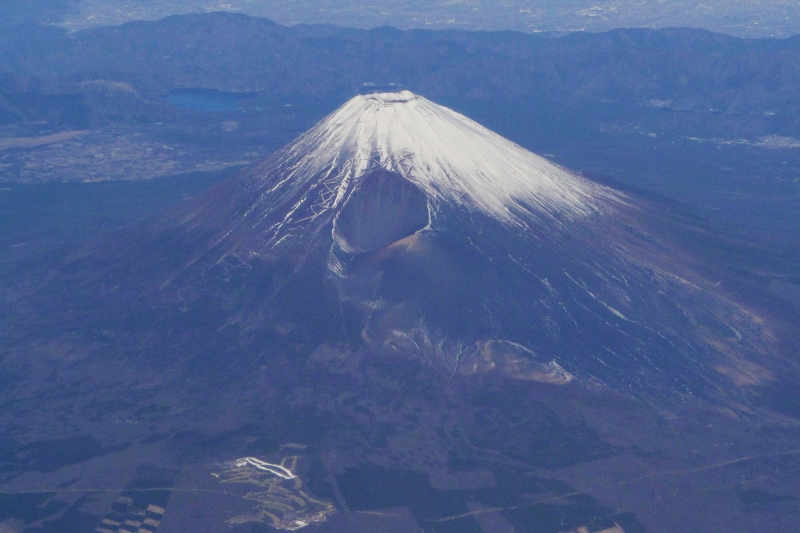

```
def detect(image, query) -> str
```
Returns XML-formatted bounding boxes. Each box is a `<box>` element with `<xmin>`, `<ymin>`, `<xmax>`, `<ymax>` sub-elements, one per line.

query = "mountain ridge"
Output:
<box><xmin>3</xmin><ymin>13</ymin><xmax>800</xmax><ymax>117</ymax></box>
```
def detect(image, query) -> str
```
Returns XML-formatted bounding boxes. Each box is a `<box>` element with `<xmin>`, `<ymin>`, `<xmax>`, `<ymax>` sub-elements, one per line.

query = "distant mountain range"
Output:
<box><xmin>6</xmin><ymin>0</ymin><xmax>800</xmax><ymax>38</ymax></box>
<box><xmin>2</xmin><ymin>13</ymin><xmax>799</xmax><ymax>135</ymax></box>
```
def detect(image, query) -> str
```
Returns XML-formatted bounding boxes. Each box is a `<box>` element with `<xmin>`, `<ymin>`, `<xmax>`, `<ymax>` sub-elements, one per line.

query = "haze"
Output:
<box><xmin>1</xmin><ymin>0</ymin><xmax>798</xmax><ymax>37</ymax></box>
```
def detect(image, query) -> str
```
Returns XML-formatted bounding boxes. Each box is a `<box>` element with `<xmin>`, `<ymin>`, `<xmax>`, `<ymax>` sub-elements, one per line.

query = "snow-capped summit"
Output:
<box><xmin>238</xmin><ymin>91</ymin><xmax>620</xmax><ymax>252</ymax></box>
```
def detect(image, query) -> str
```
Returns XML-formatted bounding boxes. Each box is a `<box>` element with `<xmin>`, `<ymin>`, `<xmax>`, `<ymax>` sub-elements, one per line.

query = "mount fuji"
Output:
<box><xmin>5</xmin><ymin>90</ymin><xmax>800</xmax><ymax>533</ymax></box>
<box><xmin>54</xmin><ymin>90</ymin><xmax>781</xmax><ymax>406</ymax></box>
